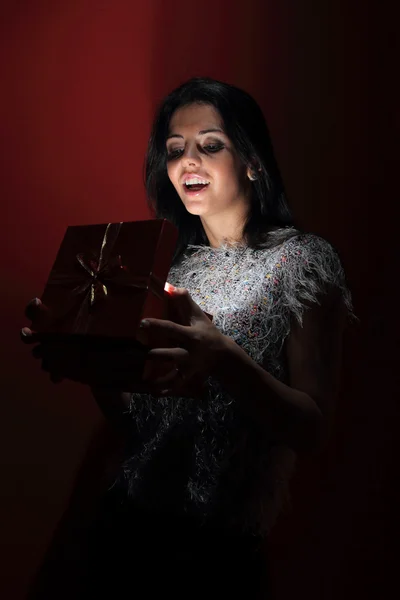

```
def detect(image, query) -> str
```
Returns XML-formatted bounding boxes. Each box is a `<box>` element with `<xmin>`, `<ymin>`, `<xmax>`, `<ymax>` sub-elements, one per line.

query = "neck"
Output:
<box><xmin>201</xmin><ymin>209</ymin><xmax>248</xmax><ymax>248</ymax></box>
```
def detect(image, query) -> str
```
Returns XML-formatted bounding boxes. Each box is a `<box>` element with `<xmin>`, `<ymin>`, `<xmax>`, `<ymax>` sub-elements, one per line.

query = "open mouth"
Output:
<box><xmin>183</xmin><ymin>177</ymin><xmax>210</xmax><ymax>194</ymax></box>
<box><xmin>185</xmin><ymin>183</ymin><xmax>209</xmax><ymax>192</ymax></box>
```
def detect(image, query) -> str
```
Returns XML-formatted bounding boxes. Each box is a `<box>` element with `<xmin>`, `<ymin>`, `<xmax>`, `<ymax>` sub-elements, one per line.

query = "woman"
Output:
<box><xmin>22</xmin><ymin>77</ymin><xmax>354</xmax><ymax>599</ymax></box>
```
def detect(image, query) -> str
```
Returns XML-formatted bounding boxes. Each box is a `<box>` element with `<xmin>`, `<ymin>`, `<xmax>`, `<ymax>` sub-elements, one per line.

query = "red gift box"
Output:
<box><xmin>32</xmin><ymin>219</ymin><xmax>178</xmax><ymax>345</ymax></box>
<box><xmin>30</xmin><ymin>219</ymin><xmax>179</xmax><ymax>388</ymax></box>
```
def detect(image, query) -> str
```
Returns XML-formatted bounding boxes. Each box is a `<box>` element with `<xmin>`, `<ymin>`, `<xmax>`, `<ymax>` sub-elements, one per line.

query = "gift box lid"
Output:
<box><xmin>34</xmin><ymin>219</ymin><xmax>178</xmax><ymax>340</ymax></box>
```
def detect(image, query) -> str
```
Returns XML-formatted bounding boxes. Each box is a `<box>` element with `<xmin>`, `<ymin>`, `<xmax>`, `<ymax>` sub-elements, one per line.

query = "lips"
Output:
<box><xmin>181</xmin><ymin>173</ymin><xmax>210</xmax><ymax>196</ymax></box>
<box><xmin>183</xmin><ymin>183</ymin><xmax>209</xmax><ymax>197</ymax></box>
<box><xmin>181</xmin><ymin>174</ymin><xmax>210</xmax><ymax>184</ymax></box>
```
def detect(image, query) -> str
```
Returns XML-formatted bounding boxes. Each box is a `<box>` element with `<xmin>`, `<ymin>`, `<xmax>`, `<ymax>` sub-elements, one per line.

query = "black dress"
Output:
<box><xmin>29</xmin><ymin>484</ymin><xmax>269</xmax><ymax>599</ymax></box>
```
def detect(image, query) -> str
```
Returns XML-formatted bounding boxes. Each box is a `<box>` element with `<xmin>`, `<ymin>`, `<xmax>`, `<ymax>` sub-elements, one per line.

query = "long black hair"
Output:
<box><xmin>145</xmin><ymin>77</ymin><xmax>296</xmax><ymax>261</ymax></box>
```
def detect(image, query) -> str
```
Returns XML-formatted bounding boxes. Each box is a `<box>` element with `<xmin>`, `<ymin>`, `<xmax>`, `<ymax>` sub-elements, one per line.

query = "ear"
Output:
<box><xmin>247</xmin><ymin>159</ymin><xmax>262</xmax><ymax>181</ymax></box>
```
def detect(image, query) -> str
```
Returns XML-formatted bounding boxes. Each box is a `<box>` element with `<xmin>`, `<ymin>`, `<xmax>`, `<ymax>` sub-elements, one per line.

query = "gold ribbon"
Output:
<box><xmin>48</xmin><ymin>222</ymin><xmax>164</xmax><ymax>334</ymax></box>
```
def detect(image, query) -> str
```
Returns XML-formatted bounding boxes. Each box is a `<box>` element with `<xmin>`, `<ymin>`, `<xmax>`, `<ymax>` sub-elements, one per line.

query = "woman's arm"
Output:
<box><xmin>135</xmin><ymin>283</ymin><xmax>348</xmax><ymax>452</ymax></box>
<box><xmin>215</xmin><ymin>286</ymin><xmax>348</xmax><ymax>453</ymax></box>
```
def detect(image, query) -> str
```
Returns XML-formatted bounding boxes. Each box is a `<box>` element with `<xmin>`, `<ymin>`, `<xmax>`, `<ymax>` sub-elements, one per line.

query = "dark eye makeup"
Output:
<box><xmin>166</xmin><ymin>142</ymin><xmax>225</xmax><ymax>160</ymax></box>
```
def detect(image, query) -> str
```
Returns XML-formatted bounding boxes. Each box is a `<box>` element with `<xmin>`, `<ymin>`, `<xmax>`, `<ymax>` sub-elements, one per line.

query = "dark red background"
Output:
<box><xmin>1</xmin><ymin>1</ymin><xmax>397</xmax><ymax>598</ymax></box>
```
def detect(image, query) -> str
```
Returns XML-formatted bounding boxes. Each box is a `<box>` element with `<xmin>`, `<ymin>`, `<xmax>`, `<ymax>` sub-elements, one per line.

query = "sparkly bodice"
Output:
<box><xmin>168</xmin><ymin>229</ymin><xmax>352</xmax><ymax>381</ymax></box>
<box><xmin>118</xmin><ymin>229</ymin><xmax>353</xmax><ymax>535</ymax></box>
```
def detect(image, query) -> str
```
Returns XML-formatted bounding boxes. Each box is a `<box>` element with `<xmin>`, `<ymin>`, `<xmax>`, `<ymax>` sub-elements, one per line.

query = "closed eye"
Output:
<box><xmin>167</xmin><ymin>148</ymin><xmax>184</xmax><ymax>160</ymax></box>
<box><xmin>203</xmin><ymin>143</ymin><xmax>224</xmax><ymax>153</ymax></box>
<box><xmin>167</xmin><ymin>143</ymin><xmax>225</xmax><ymax>161</ymax></box>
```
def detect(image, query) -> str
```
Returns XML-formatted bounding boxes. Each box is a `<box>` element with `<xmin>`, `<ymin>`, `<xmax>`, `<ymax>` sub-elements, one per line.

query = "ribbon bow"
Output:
<box><xmin>75</xmin><ymin>222</ymin><xmax>125</xmax><ymax>308</ymax></box>
<box><xmin>48</xmin><ymin>222</ymin><xmax>164</xmax><ymax>334</ymax></box>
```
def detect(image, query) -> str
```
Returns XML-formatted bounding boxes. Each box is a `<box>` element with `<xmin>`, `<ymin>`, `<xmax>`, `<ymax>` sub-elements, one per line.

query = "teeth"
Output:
<box><xmin>184</xmin><ymin>177</ymin><xmax>209</xmax><ymax>186</ymax></box>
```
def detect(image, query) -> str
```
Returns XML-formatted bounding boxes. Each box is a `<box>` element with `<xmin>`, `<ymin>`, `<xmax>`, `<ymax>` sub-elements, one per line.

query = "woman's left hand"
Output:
<box><xmin>138</xmin><ymin>286</ymin><xmax>230</xmax><ymax>396</ymax></box>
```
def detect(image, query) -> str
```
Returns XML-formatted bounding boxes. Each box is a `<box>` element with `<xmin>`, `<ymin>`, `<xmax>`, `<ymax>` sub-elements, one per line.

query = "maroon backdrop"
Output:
<box><xmin>1</xmin><ymin>1</ymin><xmax>396</xmax><ymax>599</ymax></box>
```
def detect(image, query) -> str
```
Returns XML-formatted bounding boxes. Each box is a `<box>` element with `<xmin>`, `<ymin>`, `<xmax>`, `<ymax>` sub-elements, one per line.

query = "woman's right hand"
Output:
<box><xmin>20</xmin><ymin>298</ymin><xmax>204</xmax><ymax>396</ymax></box>
<box><xmin>21</xmin><ymin>298</ymin><xmax>65</xmax><ymax>383</ymax></box>
<box><xmin>20</xmin><ymin>298</ymin><xmax>154</xmax><ymax>389</ymax></box>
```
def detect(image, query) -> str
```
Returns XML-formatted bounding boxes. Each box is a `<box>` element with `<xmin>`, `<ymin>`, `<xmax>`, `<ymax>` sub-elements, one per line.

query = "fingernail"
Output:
<box><xmin>164</xmin><ymin>282</ymin><xmax>177</xmax><ymax>293</ymax></box>
<box><xmin>139</xmin><ymin>320</ymin><xmax>150</xmax><ymax>328</ymax></box>
<box><xmin>21</xmin><ymin>327</ymin><xmax>32</xmax><ymax>337</ymax></box>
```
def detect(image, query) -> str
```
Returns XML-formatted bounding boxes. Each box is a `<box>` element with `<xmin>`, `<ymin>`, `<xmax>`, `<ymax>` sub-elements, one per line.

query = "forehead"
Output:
<box><xmin>168</xmin><ymin>103</ymin><xmax>224</xmax><ymax>134</ymax></box>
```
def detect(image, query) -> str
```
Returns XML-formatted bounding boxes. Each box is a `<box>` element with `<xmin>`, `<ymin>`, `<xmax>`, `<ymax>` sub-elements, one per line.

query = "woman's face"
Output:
<box><xmin>166</xmin><ymin>103</ymin><xmax>251</xmax><ymax>219</ymax></box>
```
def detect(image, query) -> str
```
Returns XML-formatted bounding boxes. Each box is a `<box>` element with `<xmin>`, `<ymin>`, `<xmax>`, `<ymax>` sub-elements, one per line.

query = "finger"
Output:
<box><xmin>147</xmin><ymin>347</ymin><xmax>188</xmax><ymax>362</ymax></box>
<box><xmin>24</xmin><ymin>298</ymin><xmax>42</xmax><ymax>320</ymax></box>
<box><xmin>159</xmin><ymin>374</ymin><xmax>206</xmax><ymax>398</ymax></box>
<box><xmin>20</xmin><ymin>327</ymin><xmax>40</xmax><ymax>345</ymax></box>
<box><xmin>24</xmin><ymin>298</ymin><xmax>51</xmax><ymax>329</ymax></box>
<box><xmin>152</xmin><ymin>362</ymin><xmax>202</xmax><ymax>395</ymax></box>
<box><xmin>31</xmin><ymin>342</ymin><xmax>66</xmax><ymax>360</ymax></box>
<box><xmin>157</xmin><ymin>376</ymin><xmax>195</xmax><ymax>397</ymax></box>
<box><xmin>165</xmin><ymin>285</ymin><xmax>191</xmax><ymax>326</ymax></box>
<box><xmin>137</xmin><ymin>318</ymin><xmax>189</xmax><ymax>346</ymax></box>
<box><xmin>142</xmin><ymin>356</ymin><xmax>175</xmax><ymax>382</ymax></box>
<box><xmin>167</xmin><ymin>287</ymin><xmax>205</xmax><ymax>322</ymax></box>
<box><xmin>150</xmin><ymin>367</ymin><xmax>181</xmax><ymax>388</ymax></box>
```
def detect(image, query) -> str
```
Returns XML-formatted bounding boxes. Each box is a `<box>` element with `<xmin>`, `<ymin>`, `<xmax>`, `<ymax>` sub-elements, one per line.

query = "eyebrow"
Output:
<box><xmin>166</xmin><ymin>128</ymin><xmax>225</xmax><ymax>140</ymax></box>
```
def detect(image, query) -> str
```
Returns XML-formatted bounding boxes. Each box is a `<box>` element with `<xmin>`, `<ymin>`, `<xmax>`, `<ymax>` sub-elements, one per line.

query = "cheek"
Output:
<box><xmin>166</xmin><ymin>164</ymin><xmax>178</xmax><ymax>186</ymax></box>
<box><xmin>217</xmin><ymin>156</ymin><xmax>243</xmax><ymax>189</ymax></box>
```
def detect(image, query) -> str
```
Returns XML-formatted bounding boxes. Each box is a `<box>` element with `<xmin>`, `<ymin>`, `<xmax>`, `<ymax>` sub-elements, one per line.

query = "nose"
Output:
<box><xmin>181</xmin><ymin>144</ymin><xmax>201</xmax><ymax>167</ymax></box>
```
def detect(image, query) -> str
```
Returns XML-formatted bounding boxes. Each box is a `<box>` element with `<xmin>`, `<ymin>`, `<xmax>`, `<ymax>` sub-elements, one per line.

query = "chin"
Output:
<box><xmin>185</xmin><ymin>208</ymin><xmax>207</xmax><ymax>217</ymax></box>
<box><xmin>182</xmin><ymin>202</ymin><xmax>210</xmax><ymax>217</ymax></box>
